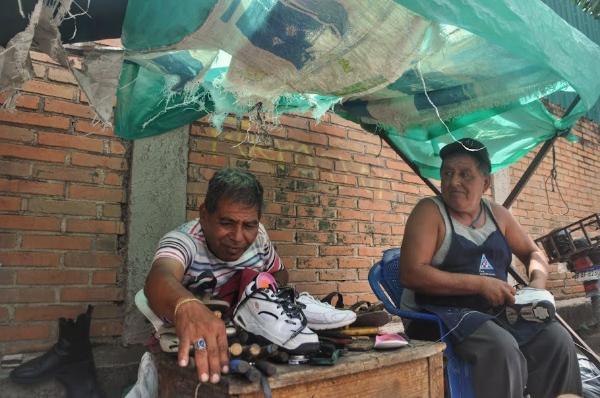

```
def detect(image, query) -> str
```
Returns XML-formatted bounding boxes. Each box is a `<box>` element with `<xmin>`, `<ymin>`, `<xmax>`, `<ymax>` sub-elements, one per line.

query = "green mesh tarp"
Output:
<box><xmin>116</xmin><ymin>0</ymin><xmax>600</xmax><ymax>179</ymax></box>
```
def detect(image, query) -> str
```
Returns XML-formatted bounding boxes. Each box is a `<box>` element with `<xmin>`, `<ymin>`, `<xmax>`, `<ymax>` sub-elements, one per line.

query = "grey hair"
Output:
<box><xmin>204</xmin><ymin>168</ymin><xmax>264</xmax><ymax>216</ymax></box>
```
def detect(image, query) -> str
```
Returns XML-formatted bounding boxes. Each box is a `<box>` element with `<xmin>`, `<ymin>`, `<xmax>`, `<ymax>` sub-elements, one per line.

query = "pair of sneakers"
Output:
<box><xmin>233</xmin><ymin>275</ymin><xmax>356</xmax><ymax>354</ymax></box>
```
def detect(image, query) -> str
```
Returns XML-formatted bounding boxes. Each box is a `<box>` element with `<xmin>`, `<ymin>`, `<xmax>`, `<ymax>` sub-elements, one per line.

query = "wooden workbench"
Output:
<box><xmin>155</xmin><ymin>340</ymin><xmax>445</xmax><ymax>397</ymax></box>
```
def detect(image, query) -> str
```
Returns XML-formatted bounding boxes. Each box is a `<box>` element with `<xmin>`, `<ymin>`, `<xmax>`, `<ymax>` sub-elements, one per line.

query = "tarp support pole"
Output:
<box><xmin>379</xmin><ymin>134</ymin><xmax>441</xmax><ymax>196</ymax></box>
<box><xmin>502</xmin><ymin>95</ymin><xmax>581</xmax><ymax>209</ymax></box>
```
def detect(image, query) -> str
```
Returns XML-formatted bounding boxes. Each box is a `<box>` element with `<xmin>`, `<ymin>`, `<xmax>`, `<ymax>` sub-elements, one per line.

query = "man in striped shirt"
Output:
<box><xmin>144</xmin><ymin>168</ymin><xmax>287</xmax><ymax>384</ymax></box>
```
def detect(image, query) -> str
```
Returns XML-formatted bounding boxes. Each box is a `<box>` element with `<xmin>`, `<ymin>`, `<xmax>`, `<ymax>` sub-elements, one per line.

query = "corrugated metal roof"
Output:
<box><xmin>542</xmin><ymin>0</ymin><xmax>600</xmax><ymax>122</ymax></box>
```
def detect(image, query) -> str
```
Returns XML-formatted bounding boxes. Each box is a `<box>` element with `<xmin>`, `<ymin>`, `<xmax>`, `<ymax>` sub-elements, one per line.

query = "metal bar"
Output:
<box><xmin>502</xmin><ymin>137</ymin><xmax>558</xmax><ymax>208</ymax></box>
<box><xmin>502</xmin><ymin>95</ymin><xmax>581</xmax><ymax>209</ymax></box>
<box><xmin>379</xmin><ymin>134</ymin><xmax>441</xmax><ymax>196</ymax></box>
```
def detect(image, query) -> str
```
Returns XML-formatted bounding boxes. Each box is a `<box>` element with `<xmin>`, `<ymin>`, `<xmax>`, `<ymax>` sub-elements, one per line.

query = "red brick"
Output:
<box><xmin>309</xmin><ymin>121</ymin><xmax>346</xmax><ymax>138</ymax></box>
<box><xmin>21</xmin><ymin>234</ymin><xmax>93</xmax><ymax>250</ymax></box>
<box><xmin>0</xmin><ymin>288</ymin><xmax>55</xmax><ymax>303</ymax></box>
<box><xmin>347</xmin><ymin>129</ymin><xmax>381</xmax><ymax>145</ymax></box>
<box><xmin>0</xmin><ymin>306</ymin><xmax>8</xmax><ymax>322</ymax></box>
<box><xmin>319</xmin><ymin>246</ymin><xmax>355</xmax><ymax>256</ymax></box>
<box><xmin>273</xmin><ymin>138</ymin><xmax>313</xmax><ymax>155</ymax></box>
<box><xmin>110</xmin><ymin>140</ymin><xmax>127</xmax><ymax>155</ymax></box>
<box><xmin>0</xmin><ymin>160</ymin><xmax>31</xmax><ymax>177</ymax></box>
<box><xmin>69</xmin><ymin>184</ymin><xmax>124</xmax><ymax>202</ymax></box>
<box><xmin>297</xmin><ymin>231</ymin><xmax>335</xmax><ymax>244</ymax></box>
<box><xmin>296</xmin><ymin>206</ymin><xmax>336</xmax><ymax>218</ymax></box>
<box><xmin>33</xmin><ymin>164</ymin><xmax>103</xmax><ymax>183</ymax></box>
<box><xmin>390</xmin><ymin>182</ymin><xmax>420</xmax><ymax>194</ymax></box>
<box><xmin>314</xmin><ymin>147</ymin><xmax>352</xmax><ymax>161</ymax></box>
<box><xmin>15</xmin><ymin>305</ymin><xmax>85</xmax><ymax>321</ymax></box>
<box><xmin>275</xmin><ymin>244</ymin><xmax>318</xmax><ymax>257</ymax></box>
<box><xmin>44</xmin><ymin>98</ymin><xmax>94</xmax><ymax>119</ymax></box>
<box><xmin>71</xmin><ymin>153</ymin><xmax>127</xmax><ymax>170</ymax></box>
<box><xmin>0</xmin><ymin>215</ymin><xmax>61</xmax><ymax>231</ymax></box>
<box><xmin>291</xmin><ymin>282</ymin><xmax>336</xmax><ymax>296</ymax></box>
<box><xmin>338</xmin><ymin>208</ymin><xmax>370</xmax><ymax>221</ymax></box>
<box><xmin>297</xmin><ymin>257</ymin><xmax>338</xmax><ymax>269</ymax></box>
<box><xmin>358</xmin><ymin>247</ymin><xmax>385</xmax><ymax>257</ymax></box>
<box><xmin>278</xmin><ymin>115</ymin><xmax>309</xmax><ymax>130</ymax></box>
<box><xmin>61</xmin><ymin>287</ymin><xmax>123</xmax><ymax>302</ymax></box>
<box><xmin>0</xmin><ymin>251</ymin><xmax>61</xmax><ymax>267</ymax></box>
<box><xmin>0</xmin><ymin>269</ymin><xmax>15</xmax><ymax>284</ymax></box>
<box><xmin>294</xmin><ymin>154</ymin><xmax>334</xmax><ymax>170</ymax></box>
<box><xmin>9</xmin><ymin>94</ymin><xmax>40</xmax><ymax>109</ymax></box>
<box><xmin>352</xmin><ymin>154</ymin><xmax>386</xmax><ymax>167</ymax></box>
<box><xmin>0</xmin><ymin>142</ymin><xmax>66</xmax><ymax>163</ymax></box>
<box><xmin>30</xmin><ymin>52</ymin><xmax>59</xmax><ymax>64</ymax></box>
<box><xmin>358</xmin><ymin>199</ymin><xmax>392</xmax><ymax>211</ymax></box>
<box><xmin>246</xmin><ymin>146</ymin><xmax>293</xmax><ymax>163</ymax></box>
<box><xmin>38</xmin><ymin>131</ymin><xmax>104</xmax><ymax>153</ymax></box>
<box><xmin>93</xmin><ymin>304</ymin><xmax>124</xmax><ymax>319</ymax></box>
<box><xmin>325</xmin><ymin>196</ymin><xmax>356</xmax><ymax>209</ymax></box>
<box><xmin>0</xmin><ymin>178</ymin><xmax>64</xmax><ymax>196</ymax></box>
<box><xmin>337</xmin><ymin>232</ymin><xmax>373</xmax><ymax>245</ymax></box>
<box><xmin>17</xmin><ymin>270</ymin><xmax>88</xmax><ymax>285</ymax></box>
<box><xmin>64</xmin><ymin>253</ymin><xmax>122</xmax><ymax>268</ymax></box>
<box><xmin>0</xmin><ymin>233</ymin><xmax>18</xmax><ymax>249</ymax></box>
<box><xmin>92</xmin><ymin>270</ymin><xmax>117</xmax><ymax>284</ymax></box>
<box><xmin>0</xmin><ymin>324</ymin><xmax>51</xmax><ymax>341</ymax></box>
<box><xmin>66</xmin><ymin>219</ymin><xmax>125</xmax><ymax>234</ymax></box>
<box><xmin>334</xmin><ymin>160</ymin><xmax>370</xmax><ymax>175</ymax></box>
<box><xmin>32</xmin><ymin>63</ymin><xmax>46</xmax><ymax>78</ymax></box>
<box><xmin>338</xmin><ymin>281</ymin><xmax>371</xmax><ymax>293</ymax></box>
<box><xmin>357</xmin><ymin>177</ymin><xmax>390</xmax><ymax>190</ymax></box>
<box><xmin>319</xmin><ymin>269</ymin><xmax>357</xmax><ymax>281</ymax></box>
<box><xmin>320</xmin><ymin>171</ymin><xmax>357</xmax><ymax>185</ymax></box>
<box><xmin>371</xmin><ymin>167</ymin><xmax>402</xmax><ymax>180</ymax></box>
<box><xmin>28</xmin><ymin>198</ymin><xmax>97</xmax><ymax>216</ymax></box>
<box><xmin>359</xmin><ymin>222</ymin><xmax>391</xmax><ymax>235</ymax></box>
<box><xmin>328</xmin><ymin>136</ymin><xmax>365</xmax><ymax>153</ymax></box>
<box><xmin>286</xmin><ymin>127</ymin><xmax>328</xmax><ymax>146</ymax></box>
<box><xmin>288</xmin><ymin>270</ymin><xmax>318</xmax><ymax>282</ymax></box>
<box><xmin>0</xmin><ymin>125</ymin><xmax>35</xmax><ymax>143</ymax></box>
<box><xmin>47</xmin><ymin>67</ymin><xmax>77</xmax><ymax>84</ymax></box>
<box><xmin>339</xmin><ymin>257</ymin><xmax>373</xmax><ymax>269</ymax></box>
<box><xmin>75</xmin><ymin>120</ymin><xmax>114</xmax><ymax>137</ymax></box>
<box><xmin>188</xmin><ymin>152</ymin><xmax>228</xmax><ymax>167</ymax></box>
<box><xmin>329</xmin><ymin>114</ymin><xmax>362</xmax><ymax>130</ymax></box>
<box><xmin>267</xmin><ymin>230</ymin><xmax>295</xmax><ymax>241</ymax></box>
<box><xmin>21</xmin><ymin>80</ymin><xmax>76</xmax><ymax>100</ymax></box>
<box><xmin>403</xmin><ymin>172</ymin><xmax>425</xmax><ymax>184</ymax></box>
<box><xmin>386</xmin><ymin>159</ymin><xmax>411</xmax><ymax>172</ymax></box>
<box><xmin>103</xmin><ymin>172</ymin><xmax>123</xmax><ymax>186</ymax></box>
<box><xmin>102</xmin><ymin>204</ymin><xmax>122</xmax><ymax>218</ymax></box>
<box><xmin>0</xmin><ymin>195</ymin><xmax>20</xmax><ymax>211</ymax></box>
<box><xmin>339</xmin><ymin>186</ymin><xmax>373</xmax><ymax>199</ymax></box>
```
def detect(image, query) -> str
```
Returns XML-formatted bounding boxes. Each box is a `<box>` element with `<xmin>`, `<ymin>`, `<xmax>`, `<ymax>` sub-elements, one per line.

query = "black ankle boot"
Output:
<box><xmin>10</xmin><ymin>306</ymin><xmax>95</xmax><ymax>385</ymax></box>
<box><xmin>56</xmin><ymin>359</ymin><xmax>106</xmax><ymax>398</ymax></box>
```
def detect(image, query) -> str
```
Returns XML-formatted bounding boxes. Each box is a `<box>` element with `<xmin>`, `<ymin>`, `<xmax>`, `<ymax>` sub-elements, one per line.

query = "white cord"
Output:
<box><xmin>416</xmin><ymin>61</ymin><xmax>486</xmax><ymax>155</ymax></box>
<box><xmin>435</xmin><ymin>307</ymin><xmax>505</xmax><ymax>343</ymax></box>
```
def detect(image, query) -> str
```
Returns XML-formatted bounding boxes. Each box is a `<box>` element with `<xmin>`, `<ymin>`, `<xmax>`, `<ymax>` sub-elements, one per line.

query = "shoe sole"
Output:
<box><xmin>245</xmin><ymin>331</ymin><xmax>320</xmax><ymax>355</ymax></box>
<box><xmin>307</xmin><ymin>317</ymin><xmax>357</xmax><ymax>330</ymax></box>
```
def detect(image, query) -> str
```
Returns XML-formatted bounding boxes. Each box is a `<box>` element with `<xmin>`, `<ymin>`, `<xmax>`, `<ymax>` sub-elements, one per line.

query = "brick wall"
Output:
<box><xmin>510</xmin><ymin>103</ymin><xmax>600</xmax><ymax>299</ymax></box>
<box><xmin>0</xmin><ymin>53</ymin><xmax>129</xmax><ymax>355</ymax></box>
<box><xmin>1</xmin><ymin>55</ymin><xmax>599</xmax><ymax>354</ymax></box>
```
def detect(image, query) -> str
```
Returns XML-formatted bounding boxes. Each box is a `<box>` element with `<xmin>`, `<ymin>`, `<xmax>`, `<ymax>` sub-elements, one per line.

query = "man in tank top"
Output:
<box><xmin>399</xmin><ymin>138</ymin><xmax>581</xmax><ymax>398</ymax></box>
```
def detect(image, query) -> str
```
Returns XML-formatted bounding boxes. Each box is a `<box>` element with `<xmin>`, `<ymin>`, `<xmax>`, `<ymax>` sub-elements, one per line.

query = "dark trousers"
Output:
<box><xmin>454</xmin><ymin>320</ymin><xmax>582</xmax><ymax>398</ymax></box>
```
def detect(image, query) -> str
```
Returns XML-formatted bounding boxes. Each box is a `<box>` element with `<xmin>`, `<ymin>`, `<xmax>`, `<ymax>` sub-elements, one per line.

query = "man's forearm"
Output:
<box><xmin>145</xmin><ymin>262</ymin><xmax>195</xmax><ymax>321</ymax></box>
<box><xmin>527</xmin><ymin>251</ymin><xmax>549</xmax><ymax>288</ymax></box>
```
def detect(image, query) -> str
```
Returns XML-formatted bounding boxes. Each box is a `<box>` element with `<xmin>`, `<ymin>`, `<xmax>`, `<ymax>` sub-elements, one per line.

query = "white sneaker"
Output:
<box><xmin>234</xmin><ymin>281</ymin><xmax>319</xmax><ymax>354</ymax></box>
<box><xmin>296</xmin><ymin>292</ymin><xmax>357</xmax><ymax>330</ymax></box>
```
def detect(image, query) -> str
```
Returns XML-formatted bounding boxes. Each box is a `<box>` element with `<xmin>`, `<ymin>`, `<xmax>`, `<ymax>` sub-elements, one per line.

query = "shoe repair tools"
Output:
<box><xmin>242</xmin><ymin>343</ymin><xmax>261</xmax><ymax>359</ymax></box>
<box><xmin>229</xmin><ymin>343</ymin><xmax>243</xmax><ymax>357</ymax></box>
<box><xmin>267</xmin><ymin>350</ymin><xmax>289</xmax><ymax>364</ymax></box>
<box><xmin>253</xmin><ymin>360</ymin><xmax>277</xmax><ymax>376</ymax></box>
<box><xmin>339</xmin><ymin>326</ymin><xmax>380</xmax><ymax>336</ymax></box>
<box><xmin>288</xmin><ymin>355</ymin><xmax>309</xmax><ymax>365</ymax></box>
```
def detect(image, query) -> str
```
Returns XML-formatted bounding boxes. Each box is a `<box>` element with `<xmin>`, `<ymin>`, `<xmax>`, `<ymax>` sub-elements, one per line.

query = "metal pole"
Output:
<box><xmin>502</xmin><ymin>95</ymin><xmax>581</xmax><ymax>208</ymax></box>
<box><xmin>379</xmin><ymin>134</ymin><xmax>441</xmax><ymax>196</ymax></box>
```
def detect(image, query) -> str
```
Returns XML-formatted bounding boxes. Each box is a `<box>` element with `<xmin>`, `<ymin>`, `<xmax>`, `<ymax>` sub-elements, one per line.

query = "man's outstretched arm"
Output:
<box><xmin>145</xmin><ymin>258</ymin><xmax>229</xmax><ymax>384</ymax></box>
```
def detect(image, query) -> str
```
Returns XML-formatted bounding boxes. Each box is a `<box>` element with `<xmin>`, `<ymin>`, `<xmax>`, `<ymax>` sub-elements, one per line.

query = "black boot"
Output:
<box><xmin>10</xmin><ymin>306</ymin><xmax>95</xmax><ymax>385</ymax></box>
<box><xmin>56</xmin><ymin>359</ymin><xmax>106</xmax><ymax>398</ymax></box>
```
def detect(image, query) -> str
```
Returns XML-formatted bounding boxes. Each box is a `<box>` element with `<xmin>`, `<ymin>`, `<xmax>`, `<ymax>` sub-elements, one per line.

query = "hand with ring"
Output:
<box><xmin>174</xmin><ymin>298</ymin><xmax>229</xmax><ymax>383</ymax></box>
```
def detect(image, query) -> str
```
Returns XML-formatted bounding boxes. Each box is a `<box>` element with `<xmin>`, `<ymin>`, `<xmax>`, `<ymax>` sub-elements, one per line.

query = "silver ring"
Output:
<box><xmin>194</xmin><ymin>338</ymin><xmax>207</xmax><ymax>351</ymax></box>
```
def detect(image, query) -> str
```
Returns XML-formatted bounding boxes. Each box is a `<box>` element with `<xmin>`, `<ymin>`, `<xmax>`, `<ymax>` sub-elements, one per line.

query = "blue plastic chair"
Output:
<box><xmin>368</xmin><ymin>248</ymin><xmax>474</xmax><ymax>398</ymax></box>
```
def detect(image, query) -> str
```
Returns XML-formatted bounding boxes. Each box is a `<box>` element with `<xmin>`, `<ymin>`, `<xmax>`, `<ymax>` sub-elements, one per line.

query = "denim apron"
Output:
<box><xmin>415</xmin><ymin>200</ymin><xmax>544</xmax><ymax>344</ymax></box>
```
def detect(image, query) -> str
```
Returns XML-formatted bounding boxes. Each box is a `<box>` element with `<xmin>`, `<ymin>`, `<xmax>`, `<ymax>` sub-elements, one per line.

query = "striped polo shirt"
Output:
<box><xmin>153</xmin><ymin>219</ymin><xmax>283</xmax><ymax>296</ymax></box>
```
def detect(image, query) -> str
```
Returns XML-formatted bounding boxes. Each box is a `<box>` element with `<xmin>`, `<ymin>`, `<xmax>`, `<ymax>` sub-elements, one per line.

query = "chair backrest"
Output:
<box><xmin>380</xmin><ymin>248</ymin><xmax>403</xmax><ymax>308</ymax></box>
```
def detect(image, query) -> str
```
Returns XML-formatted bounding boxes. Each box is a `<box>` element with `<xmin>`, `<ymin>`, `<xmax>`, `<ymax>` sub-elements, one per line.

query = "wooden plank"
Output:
<box><xmin>239</xmin><ymin>354</ymin><xmax>442</xmax><ymax>398</ymax></box>
<box><xmin>155</xmin><ymin>340</ymin><xmax>445</xmax><ymax>397</ymax></box>
<box><xmin>427</xmin><ymin>351</ymin><xmax>444</xmax><ymax>398</ymax></box>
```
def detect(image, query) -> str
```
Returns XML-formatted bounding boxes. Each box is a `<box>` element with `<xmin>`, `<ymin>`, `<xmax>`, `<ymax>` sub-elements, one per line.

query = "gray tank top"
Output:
<box><xmin>400</xmin><ymin>196</ymin><xmax>499</xmax><ymax>311</ymax></box>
